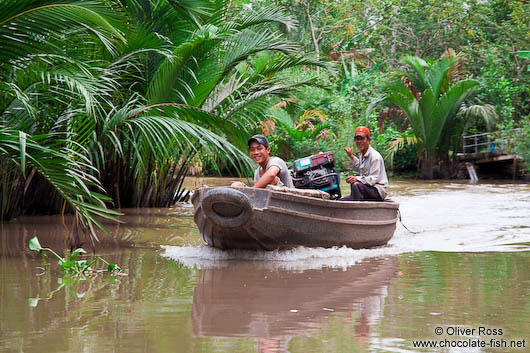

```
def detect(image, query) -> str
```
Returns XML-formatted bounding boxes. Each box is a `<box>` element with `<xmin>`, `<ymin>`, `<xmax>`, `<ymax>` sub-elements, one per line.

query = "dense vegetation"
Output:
<box><xmin>257</xmin><ymin>0</ymin><xmax>529</xmax><ymax>178</ymax></box>
<box><xmin>1</xmin><ymin>0</ymin><xmax>528</xmax><ymax>240</ymax></box>
<box><xmin>0</xmin><ymin>0</ymin><xmax>328</xmax><ymax>243</ymax></box>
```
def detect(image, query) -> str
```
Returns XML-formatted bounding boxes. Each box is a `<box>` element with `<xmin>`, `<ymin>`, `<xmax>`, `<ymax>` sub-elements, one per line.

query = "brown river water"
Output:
<box><xmin>1</xmin><ymin>178</ymin><xmax>530</xmax><ymax>352</ymax></box>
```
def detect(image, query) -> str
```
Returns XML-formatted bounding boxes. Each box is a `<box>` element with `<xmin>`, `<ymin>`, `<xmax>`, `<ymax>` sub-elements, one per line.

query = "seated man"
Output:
<box><xmin>232</xmin><ymin>134</ymin><xmax>294</xmax><ymax>188</ymax></box>
<box><xmin>339</xmin><ymin>126</ymin><xmax>388</xmax><ymax>201</ymax></box>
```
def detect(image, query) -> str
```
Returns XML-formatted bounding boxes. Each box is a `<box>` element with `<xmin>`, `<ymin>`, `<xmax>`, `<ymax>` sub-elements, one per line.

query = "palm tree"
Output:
<box><xmin>0</xmin><ymin>0</ymin><xmax>126</xmax><ymax>246</ymax></box>
<box><xmin>1</xmin><ymin>0</ymin><xmax>333</xmax><ymax>247</ymax></box>
<box><xmin>377</xmin><ymin>54</ymin><xmax>478</xmax><ymax>178</ymax></box>
<box><xmin>91</xmin><ymin>0</ymin><xmax>332</xmax><ymax>207</ymax></box>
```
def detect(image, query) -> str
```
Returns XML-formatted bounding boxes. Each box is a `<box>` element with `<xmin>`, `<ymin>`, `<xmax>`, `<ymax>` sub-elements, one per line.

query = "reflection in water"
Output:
<box><xmin>0</xmin><ymin>248</ymin><xmax>201</xmax><ymax>353</ymax></box>
<box><xmin>191</xmin><ymin>257</ymin><xmax>397</xmax><ymax>352</ymax></box>
<box><xmin>1</xmin><ymin>180</ymin><xmax>530</xmax><ymax>353</ymax></box>
<box><xmin>0</xmin><ymin>206</ymin><xmax>201</xmax><ymax>257</ymax></box>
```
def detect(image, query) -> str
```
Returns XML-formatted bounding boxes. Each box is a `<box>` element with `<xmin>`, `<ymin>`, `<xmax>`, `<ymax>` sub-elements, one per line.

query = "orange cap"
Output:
<box><xmin>354</xmin><ymin>126</ymin><xmax>370</xmax><ymax>137</ymax></box>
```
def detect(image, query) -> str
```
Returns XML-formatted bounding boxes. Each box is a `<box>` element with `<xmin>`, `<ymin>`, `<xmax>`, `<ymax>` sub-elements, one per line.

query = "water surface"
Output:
<box><xmin>1</xmin><ymin>179</ymin><xmax>530</xmax><ymax>352</ymax></box>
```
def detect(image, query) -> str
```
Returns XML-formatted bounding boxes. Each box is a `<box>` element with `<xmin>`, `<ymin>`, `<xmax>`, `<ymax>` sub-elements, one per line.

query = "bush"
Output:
<box><xmin>511</xmin><ymin>118</ymin><xmax>530</xmax><ymax>172</ymax></box>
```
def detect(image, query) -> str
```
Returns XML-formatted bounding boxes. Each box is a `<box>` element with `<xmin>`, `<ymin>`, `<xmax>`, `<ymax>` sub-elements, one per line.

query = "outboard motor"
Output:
<box><xmin>291</xmin><ymin>152</ymin><xmax>341</xmax><ymax>199</ymax></box>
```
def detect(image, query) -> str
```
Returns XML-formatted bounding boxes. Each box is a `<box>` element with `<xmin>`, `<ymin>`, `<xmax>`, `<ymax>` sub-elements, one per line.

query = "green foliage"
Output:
<box><xmin>263</xmin><ymin>62</ymin><xmax>385</xmax><ymax>170</ymax></box>
<box><xmin>0</xmin><ymin>0</ymin><xmax>125</xmax><ymax>234</ymax></box>
<box><xmin>511</xmin><ymin>118</ymin><xmax>530</xmax><ymax>172</ymax></box>
<box><xmin>383</xmin><ymin>127</ymin><xmax>419</xmax><ymax>173</ymax></box>
<box><xmin>1</xmin><ymin>0</ymin><xmax>330</xmax><ymax>237</ymax></box>
<box><xmin>2</xmin><ymin>0</ymin><xmax>529</xmax><ymax>222</ymax></box>
<box><xmin>472</xmin><ymin>47</ymin><xmax>528</xmax><ymax>125</ymax></box>
<box><xmin>0</xmin><ymin>127</ymin><xmax>121</xmax><ymax>229</ymax></box>
<box><xmin>377</xmin><ymin>55</ymin><xmax>478</xmax><ymax>178</ymax></box>
<box><xmin>29</xmin><ymin>236</ymin><xmax>121</xmax><ymax>274</ymax></box>
<box><xmin>245</xmin><ymin>0</ymin><xmax>529</xmax><ymax>178</ymax></box>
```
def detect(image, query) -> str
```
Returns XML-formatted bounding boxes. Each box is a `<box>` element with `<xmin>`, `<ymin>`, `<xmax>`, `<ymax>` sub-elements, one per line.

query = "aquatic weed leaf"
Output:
<box><xmin>76</xmin><ymin>260</ymin><xmax>94</xmax><ymax>273</ymax></box>
<box><xmin>29</xmin><ymin>237</ymin><xmax>43</xmax><ymax>252</ymax></box>
<box><xmin>60</xmin><ymin>260</ymin><xmax>71</xmax><ymax>270</ymax></box>
<box><xmin>86</xmin><ymin>258</ymin><xmax>98</xmax><ymax>268</ymax></box>
<box><xmin>28</xmin><ymin>298</ymin><xmax>40</xmax><ymax>307</ymax></box>
<box><xmin>29</xmin><ymin>237</ymin><xmax>64</xmax><ymax>262</ymax></box>
<box><xmin>70</xmin><ymin>248</ymin><xmax>87</xmax><ymax>261</ymax></box>
<box><xmin>107</xmin><ymin>263</ymin><xmax>121</xmax><ymax>273</ymax></box>
<box><xmin>28</xmin><ymin>237</ymin><xmax>122</xmax><ymax>274</ymax></box>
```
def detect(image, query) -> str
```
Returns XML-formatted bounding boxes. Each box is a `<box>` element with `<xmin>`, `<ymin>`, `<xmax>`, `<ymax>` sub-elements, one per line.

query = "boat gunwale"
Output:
<box><xmin>268</xmin><ymin>191</ymin><xmax>399</xmax><ymax>209</ymax></box>
<box><xmin>265</xmin><ymin>206</ymin><xmax>398</xmax><ymax>226</ymax></box>
<box><xmin>193</xmin><ymin>186</ymin><xmax>399</xmax><ymax>210</ymax></box>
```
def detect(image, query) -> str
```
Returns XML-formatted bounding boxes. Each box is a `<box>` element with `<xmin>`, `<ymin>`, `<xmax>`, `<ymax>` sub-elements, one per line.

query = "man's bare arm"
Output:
<box><xmin>253</xmin><ymin>166</ymin><xmax>280</xmax><ymax>188</ymax></box>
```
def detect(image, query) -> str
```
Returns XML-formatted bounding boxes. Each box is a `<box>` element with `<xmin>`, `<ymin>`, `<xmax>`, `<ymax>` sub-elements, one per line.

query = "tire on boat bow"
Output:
<box><xmin>202</xmin><ymin>187</ymin><xmax>252</xmax><ymax>228</ymax></box>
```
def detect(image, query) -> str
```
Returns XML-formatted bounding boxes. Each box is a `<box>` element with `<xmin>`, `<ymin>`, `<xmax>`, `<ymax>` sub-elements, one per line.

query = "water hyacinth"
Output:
<box><xmin>29</xmin><ymin>236</ymin><xmax>121</xmax><ymax>274</ymax></box>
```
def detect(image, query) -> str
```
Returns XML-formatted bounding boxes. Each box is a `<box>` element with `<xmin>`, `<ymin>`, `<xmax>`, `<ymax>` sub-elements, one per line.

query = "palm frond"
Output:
<box><xmin>1</xmin><ymin>82</ymin><xmax>39</xmax><ymax>131</ymax></box>
<box><xmin>220</xmin><ymin>82</ymin><xmax>311</xmax><ymax>121</ymax></box>
<box><xmin>257</xmin><ymin>53</ymin><xmax>337</xmax><ymax>77</ymax></box>
<box><xmin>0</xmin><ymin>127</ymin><xmax>119</xmax><ymax>233</ymax></box>
<box><xmin>400</xmin><ymin>55</ymin><xmax>428</xmax><ymax>91</ymax></box>
<box><xmin>227</xmin><ymin>5</ymin><xmax>297</xmax><ymax>32</ymax></box>
<box><xmin>221</xmin><ymin>29</ymin><xmax>298</xmax><ymax>74</ymax></box>
<box><xmin>166</xmin><ymin>0</ymin><xmax>213</xmax><ymax>28</ymax></box>
<box><xmin>125</xmin><ymin>113</ymin><xmax>253</xmax><ymax>174</ymax></box>
<box><xmin>385</xmin><ymin>135</ymin><xmax>420</xmax><ymax>165</ymax></box>
<box><xmin>147</xmin><ymin>34</ymin><xmax>218</xmax><ymax>104</ymax></box>
<box><xmin>38</xmin><ymin>63</ymin><xmax>117</xmax><ymax>116</ymax></box>
<box><xmin>204</xmin><ymin>0</ymin><xmax>231</xmax><ymax>27</ymax></box>
<box><xmin>457</xmin><ymin>104</ymin><xmax>498</xmax><ymax>131</ymax></box>
<box><xmin>427</xmin><ymin>56</ymin><xmax>456</xmax><ymax>98</ymax></box>
<box><xmin>385</xmin><ymin>82</ymin><xmax>425</xmax><ymax>142</ymax></box>
<box><xmin>109</xmin><ymin>26</ymin><xmax>174</xmax><ymax>68</ymax></box>
<box><xmin>0</xmin><ymin>0</ymin><xmax>125</xmax><ymax>66</ymax></box>
<box><xmin>425</xmin><ymin>80</ymin><xmax>478</xmax><ymax>155</ymax></box>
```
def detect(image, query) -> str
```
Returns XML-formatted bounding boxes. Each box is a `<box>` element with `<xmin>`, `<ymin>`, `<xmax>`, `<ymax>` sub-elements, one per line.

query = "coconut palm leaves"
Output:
<box><xmin>0</xmin><ymin>128</ymin><xmax>119</xmax><ymax>230</ymax></box>
<box><xmin>1</xmin><ymin>0</ymin><xmax>333</xmax><ymax>242</ymax></box>
<box><xmin>380</xmin><ymin>55</ymin><xmax>478</xmax><ymax>178</ymax></box>
<box><xmin>0</xmin><ymin>0</ymin><xmax>125</xmax><ymax>240</ymax></box>
<box><xmin>109</xmin><ymin>0</ymin><xmax>331</xmax><ymax>191</ymax></box>
<box><xmin>0</xmin><ymin>1</ymin><xmax>124</xmax><ymax>69</ymax></box>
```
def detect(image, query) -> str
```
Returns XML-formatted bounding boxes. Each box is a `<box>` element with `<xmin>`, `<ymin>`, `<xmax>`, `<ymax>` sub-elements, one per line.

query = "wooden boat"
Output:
<box><xmin>191</xmin><ymin>186</ymin><xmax>399</xmax><ymax>250</ymax></box>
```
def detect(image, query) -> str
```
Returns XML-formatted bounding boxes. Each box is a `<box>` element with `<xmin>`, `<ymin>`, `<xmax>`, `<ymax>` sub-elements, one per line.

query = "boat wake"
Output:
<box><xmin>162</xmin><ymin>182</ymin><xmax>530</xmax><ymax>269</ymax></box>
<box><xmin>161</xmin><ymin>244</ymin><xmax>403</xmax><ymax>271</ymax></box>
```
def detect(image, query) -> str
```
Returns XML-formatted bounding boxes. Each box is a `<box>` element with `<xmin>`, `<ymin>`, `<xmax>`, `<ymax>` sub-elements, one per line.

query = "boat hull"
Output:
<box><xmin>192</xmin><ymin>187</ymin><xmax>399</xmax><ymax>250</ymax></box>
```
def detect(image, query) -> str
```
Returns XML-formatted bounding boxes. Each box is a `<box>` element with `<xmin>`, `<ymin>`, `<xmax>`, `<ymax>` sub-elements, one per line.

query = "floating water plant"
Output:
<box><xmin>29</xmin><ymin>236</ymin><xmax>121</xmax><ymax>274</ymax></box>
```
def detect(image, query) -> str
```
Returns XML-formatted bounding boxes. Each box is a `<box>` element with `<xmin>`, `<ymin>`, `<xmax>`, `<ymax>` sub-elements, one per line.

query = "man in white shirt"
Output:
<box><xmin>339</xmin><ymin>126</ymin><xmax>388</xmax><ymax>201</ymax></box>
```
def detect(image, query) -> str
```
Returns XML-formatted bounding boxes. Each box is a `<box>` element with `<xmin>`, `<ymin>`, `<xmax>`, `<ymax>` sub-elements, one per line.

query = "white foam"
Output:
<box><xmin>161</xmin><ymin>244</ymin><xmax>404</xmax><ymax>271</ymax></box>
<box><xmin>161</xmin><ymin>182</ymin><xmax>530</xmax><ymax>269</ymax></box>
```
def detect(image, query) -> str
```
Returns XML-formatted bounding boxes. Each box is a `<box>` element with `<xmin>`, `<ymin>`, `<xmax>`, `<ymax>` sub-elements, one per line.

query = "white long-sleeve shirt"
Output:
<box><xmin>350</xmin><ymin>146</ymin><xmax>388</xmax><ymax>199</ymax></box>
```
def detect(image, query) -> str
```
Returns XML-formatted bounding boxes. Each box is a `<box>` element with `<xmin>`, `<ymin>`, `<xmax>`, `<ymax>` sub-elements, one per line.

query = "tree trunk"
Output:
<box><xmin>305</xmin><ymin>7</ymin><xmax>320</xmax><ymax>73</ymax></box>
<box><xmin>390</xmin><ymin>24</ymin><xmax>397</xmax><ymax>69</ymax></box>
<box><xmin>420</xmin><ymin>154</ymin><xmax>434</xmax><ymax>179</ymax></box>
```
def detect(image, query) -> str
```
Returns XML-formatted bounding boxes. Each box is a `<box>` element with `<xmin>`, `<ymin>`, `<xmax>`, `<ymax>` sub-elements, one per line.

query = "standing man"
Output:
<box><xmin>339</xmin><ymin>126</ymin><xmax>388</xmax><ymax>201</ymax></box>
<box><xmin>232</xmin><ymin>134</ymin><xmax>294</xmax><ymax>188</ymax></box>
